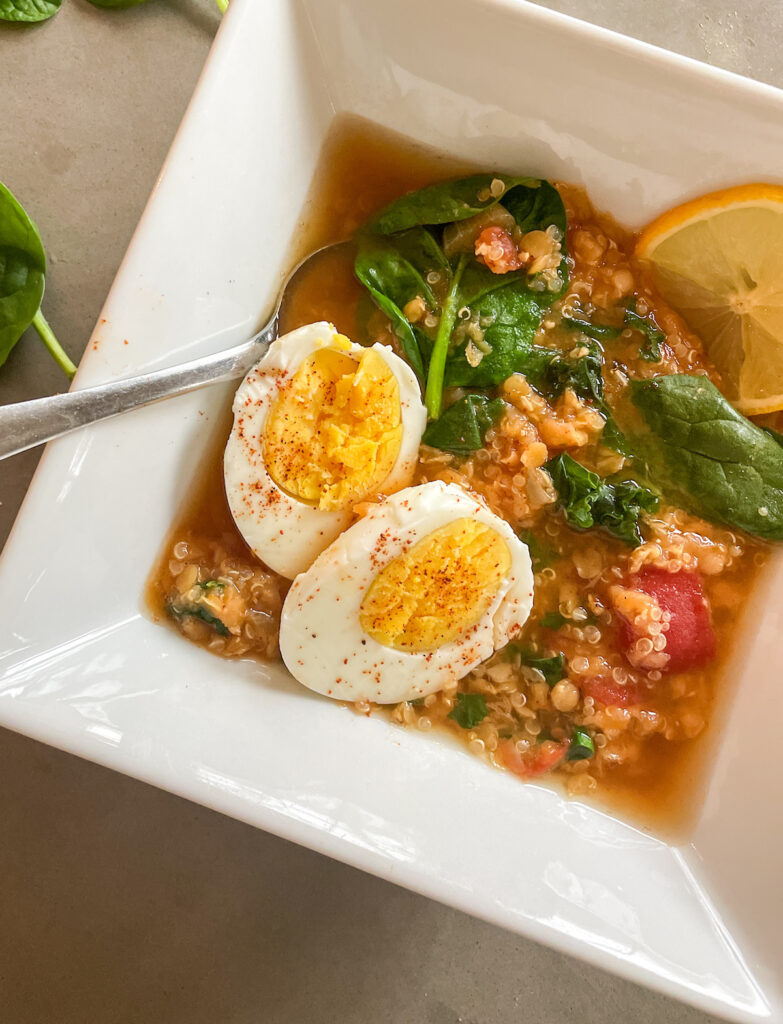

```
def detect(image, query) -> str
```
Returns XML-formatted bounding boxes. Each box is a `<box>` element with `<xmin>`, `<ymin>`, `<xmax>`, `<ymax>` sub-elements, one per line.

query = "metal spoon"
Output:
<box><xmin>0</xmin><ymin>241</ymin><xmax>350</xmax><ymax>462</ymax></box>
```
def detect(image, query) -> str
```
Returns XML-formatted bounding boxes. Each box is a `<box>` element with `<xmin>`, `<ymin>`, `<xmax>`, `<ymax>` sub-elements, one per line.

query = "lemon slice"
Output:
<box><xmin>635</xmin><ymin>184</ymin><xmax>783</xmax><ymax>414</ymax></box>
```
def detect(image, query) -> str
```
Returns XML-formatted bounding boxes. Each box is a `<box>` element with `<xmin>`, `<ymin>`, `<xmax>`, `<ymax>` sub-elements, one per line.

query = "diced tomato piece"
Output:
<box><xmin>497</xmin><ymin>738</ymin><xmax>569</xmax><ymax>778</ymax></box>
<box><xmin>581</xmin><ymin>675</ymin><xmax>642</xmax><ymax>707</ymax></box>
<box><xmin>617</xmin><ymin>567</ymin><xmax>715</xmax><ymax>672</ymax></box>
<box><xmin>474</xmin><ymin>226</ymin><xmax>522</xmax><ymax>274</ymax></box>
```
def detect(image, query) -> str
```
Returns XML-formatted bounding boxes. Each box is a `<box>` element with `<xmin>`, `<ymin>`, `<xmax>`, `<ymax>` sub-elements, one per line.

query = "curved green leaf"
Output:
<box><xmin>422</xmin><ymin>394</ymin><xmax>505</xmax><ymax>454</ymax></box>
<box><xmin>0</xmin><ymin>0</ymin><xmax>60</xmax><ymax>22</ymax></box>
<box><xmin>369</xmin><ymin>175</ymin><xmax>540</xmax><ymax>234</ymax></box>
<box><xmin>0</xmin><ymin>181</ymin><xmax>46</xmax><ymax>367</ymax></box>
<box><xmin>443</xmin><ymin>284</ymin><xmax>542</xmax><ymax>388</ymax></box>
<box><xmin>355</xmin><ymin>173</ymin><xmax>569</xmax><ymax>408</ymax></box>
<box><xmin>631</xmin><ymin>374</ymin><xmax>783</xmax><ymax>539</ymax></box>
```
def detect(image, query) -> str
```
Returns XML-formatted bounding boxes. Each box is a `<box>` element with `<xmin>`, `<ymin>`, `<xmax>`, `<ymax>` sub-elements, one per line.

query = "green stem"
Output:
<box><xmin>424</xmin><ymin>254</ymin><xmax>467</xmax><ymax>420</ymax></box>
<box><xmin>32</xmin><ymin>309</ymin><xmax>77</xmax><ymax>379</ymax></box>
<box><xmin>214</xmin><ymin>0</ymin><xmax>228</xmax><ymax>13</ymax></box>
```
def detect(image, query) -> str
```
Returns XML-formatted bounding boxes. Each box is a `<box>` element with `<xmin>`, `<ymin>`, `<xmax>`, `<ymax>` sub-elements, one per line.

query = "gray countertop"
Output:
<box><xmin>1</xmin><ymin>3</ymin><xmax>778</xmax><ymax>1021</ymax></box>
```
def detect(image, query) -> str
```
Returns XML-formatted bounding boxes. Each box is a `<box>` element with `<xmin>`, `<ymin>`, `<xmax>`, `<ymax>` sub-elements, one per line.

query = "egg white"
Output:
<box><xmin>224</xmin><ymin>321</ymin><xmax>426</xmax><ymax>579</ymax></box>
<box><xmin>279</xmin><ymin>481</ymin><xmax>535</xmax><ymax>704</ymax></box>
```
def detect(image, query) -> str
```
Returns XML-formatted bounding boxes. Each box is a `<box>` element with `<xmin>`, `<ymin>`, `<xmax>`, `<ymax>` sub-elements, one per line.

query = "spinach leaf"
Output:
<box><xmin>562</xmin><ymin>316</ymin><xmax>622</xmax><ymax>341</ymax></box>
<box><xmin>0</xmin><ymin>182</ymin><xmax>45</xmax><ymax>367</ymax></box>
<box><xmin>539</xmin><ymin>611</ymin><xmax>568</xmax><ymax>630</ymax></box>
<box><xmin>565</xmin><ymin>302</ymin><xmax>664</xmax><ymax>361</ymax></box>
<box><xmin>369</xmin><ymin>175</ymin><xmax>540</xmax><ymax>234</ymax></box>
<box><xmin>548</xmin><ymin>343</ymin><xmax>604</xmax><ymax>403</ymax></box>
<box><xmin>762</xmin><ymin>424</ymin><xmax>783</xmax><ymax>447</ymax></box>
<box><xmin>516</xmin><ymin>530</ymin><xmax>559</xmax><ymax>570</ymax></box>
<box><xmin>355</xmin><ymin>245</ymin><xmax>430</xmax><ymax>383</ymax></box>
<box><xmin>519</xmin><ymin>650</ymin><xmax>566</xmax><ymax>685</ymax></box>
<box><xmin>422</xmin><ymin>394</ymin><xmax>505</xmax><ymax>455</ymax></box>
<box><xmin>356</xmin><ymin>174</ymin><xmax>568</xmax><ymax>416</ymax></box>
<box><xmin>624</xmin><ymin>299</ymin><xmax>664</xmax><ymax>362</ymax></box>
<box><xmin>566</xmin><ymin>728</ymin><xmax>595</xmax><ymax>761</ymax></box>
<box><xmin>631</xmin><ymin>374</ymin><xmax>783</xmax><ymax>539</ymax></box>
<box><xmin>443</xmin><ymin>285</ymin><xmax>544</xmax><ymax>388</ymax></box>
<box><xmin>503</xmin><ymin>179</ymin><xmax>567</xmax><ymax>236</ymax></box>
<box><xmin>0</xmin><ymin>0</ymin><xmax>60</xmax><ymax>21</ymax></box>
<box><xmin>448</xmin><ymin>692</ymin><xmax>489</xmax><ymax>729</ymax></box>
<box><xmin>0</xmin><ymin>181</ymin><xmax>76</xmax><ymax>376</ymax></box>
<box><xmin>516</xmin><ymin>342</ymin><xmax>631</xmax><ymax>456</ymax></box>
<box><xmin>167</xmin><ymin>602</ymin><xmax>229</xmax><ymax>637</ymax></box>
<box><xmin>546</xmin><ymin>452</ymin><xmax>658</xmax><ymax>546</ymax></box>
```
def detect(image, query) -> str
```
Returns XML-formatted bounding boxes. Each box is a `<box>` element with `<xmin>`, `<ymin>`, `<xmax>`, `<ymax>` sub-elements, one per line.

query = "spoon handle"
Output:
<box><xmin>0</xmin><ymin>323</ymin><xmax>275</xmax><ymax>462</ymax></box>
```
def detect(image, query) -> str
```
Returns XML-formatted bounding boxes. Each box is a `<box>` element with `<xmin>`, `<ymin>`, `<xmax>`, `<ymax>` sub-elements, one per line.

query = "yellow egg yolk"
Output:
<box><xmin>264</xmin><ymin>344</ymin><xmax>403</xmax><ymax>511</ymax></box>
<box><xmin>359</xmin><ymin>518</ymin><xmax>511</xmax><ymax>652</ymax></box>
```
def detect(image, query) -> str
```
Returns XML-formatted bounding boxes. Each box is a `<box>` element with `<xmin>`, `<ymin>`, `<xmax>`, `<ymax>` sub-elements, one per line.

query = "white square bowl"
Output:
<box><xmin>2</xmin><ymin>0</ymin><xmax>783</xmax><ymax>1018</ymax></box>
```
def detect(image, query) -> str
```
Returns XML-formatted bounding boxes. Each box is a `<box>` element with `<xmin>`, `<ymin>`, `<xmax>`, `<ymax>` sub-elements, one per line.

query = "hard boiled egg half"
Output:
<box><xmin>280</xmin><ymin>481</ymin><xmax>535</xmax><ymax>704</ymax></box>
<box><xmin>224</xmin><ymin>322</ymin><xmax>427</xmax><ymax>579</ymax></box>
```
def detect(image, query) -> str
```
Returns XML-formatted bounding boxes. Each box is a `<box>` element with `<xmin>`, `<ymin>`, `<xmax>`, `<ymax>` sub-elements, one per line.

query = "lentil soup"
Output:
<box><xmin>147</xmin><ymin>116</ymin><xmax>769</xmax><ymax>833</ymax></box>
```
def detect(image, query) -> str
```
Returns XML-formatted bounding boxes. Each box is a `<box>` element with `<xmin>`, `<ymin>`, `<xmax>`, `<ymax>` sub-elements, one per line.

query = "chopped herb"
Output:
<box><xmin>566</xmin><ymin>727</ymin><xmax>596</xmax><ymax>761</ymax></box>
<box><xmin>518</xmin><ymin>650</ymin><xmax>566</xmax><ymax>686</ymax></box>
<box><xmin>198</xmin><ymin>579</ymin><xmax>225</xmax><ymax>592</ymax></box>
<box><xmin>545</xmin><ymin>452</ymin><xmax>658</xmax><ymax>547</ymax></box>
<box><xmin>410</xmin><ymin>697</ymin><xmax>425</xmax><ymax>706</ymax></box>
<box><xmin>167</xmin><ymin>602</ymin><xmax>229</xmax><ymax>637</ymax></box>
<box><xmin>624</xmin><ymin>299</ymin><xmax>665</xmax><ymax>362</ymax></box>
<box><xmin>516</xmin><ymin>529</ymin><xmax>559</xmax><ymax>570</ymax></box>
<box><xmin>448</xmin><ymin>692</ymin><xmax>489</xmax><ymax>729</ymax></box>
<box><xmin>422</xmin><ymin>394</ymin><xmax>506</xmax><ymax>454</ymax></box>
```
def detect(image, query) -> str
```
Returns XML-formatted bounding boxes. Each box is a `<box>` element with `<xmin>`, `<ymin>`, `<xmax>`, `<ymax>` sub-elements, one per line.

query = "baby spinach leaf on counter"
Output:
<box><xmin>0</xmin><ymin>180</ymin><xmax>75</xmax><ymax>376</ymax></box>
<box><xmin>422</xmin><ymin>394</ymin><xmax>506</xmax><ymax>455</ymax></box>
<box><xmin>448</xmin><ymin>692</ymin><xmax>489</xmax><ymax>729</ymax></box>
<box><xmin>624</xmin><ymin>299</ymin><xmax>664</xmax><ymax>362</ymax></box>
<box><xmin>516</xmin><ymin>529</ymin><xmax>559</xmax><ymax>570</ymax></box>
<box><xmin>566</xmin><ymin>728</ymin><xmax>595</xmax><ymax>761</ymax></box>
<box><xmin>0</xmin><ymin>0</ymin><xmax>60</xmax><ymax>21</ymax></box>
<box><xmin>545</xmin><ymin>452</ymin><xmax>658</xmax><ymax>546</ymax></box>
<box><xmin>167</xmin><ymin>602</ymin><xmax>229</xmax><ymax>637</ymax></box>
<box><xmin>631</xmin><ymin>373</ymin><xmax>783</xmax><ymax>539</ymax></box>
<box><xmin>369</xmin><ymin>175</ymin><xmax>540</xmax><ymax>234</ymax></box>
<box><xmin>519</xmin><ymin>650</ymin><xmax>566</xmax><ymax>686</ymax></box>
